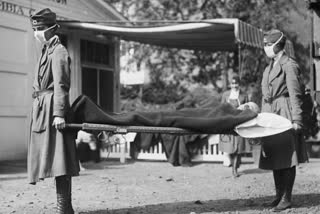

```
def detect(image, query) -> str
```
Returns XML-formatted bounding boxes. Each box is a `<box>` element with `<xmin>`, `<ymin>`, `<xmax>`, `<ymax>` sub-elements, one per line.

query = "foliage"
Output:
<box><xmin>120</xmin><ymin>85</ymin><xmax>221</xmax><ymax>112</ymax></box>
<box><xmin>142</xmin><ymin>83</ymin><xmax>185</xmax><ymax>104</ymax></box>
<box><xmin>109</xmin><ymin>0</ymin><xmax>310</xmax><ymax>108</ymax></box>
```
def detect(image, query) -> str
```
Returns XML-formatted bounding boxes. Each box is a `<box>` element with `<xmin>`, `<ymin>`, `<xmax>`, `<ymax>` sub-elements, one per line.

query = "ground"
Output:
<box><xmin>1</xmin><ymin>158</ymin><xmax>320</xmax><ymax>214</ymax></box>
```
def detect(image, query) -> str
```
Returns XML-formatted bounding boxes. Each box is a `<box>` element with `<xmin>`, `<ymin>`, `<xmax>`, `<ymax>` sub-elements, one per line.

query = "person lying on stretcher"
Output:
<box><xmin>75</xmin><ymin>101</ymin><xmax>267</xmax><ymax>170</ymax></box>
<box><xmin>75</xmin><ymin>100</ymin><xmax>293</xmax><ymax>156</ymax></box>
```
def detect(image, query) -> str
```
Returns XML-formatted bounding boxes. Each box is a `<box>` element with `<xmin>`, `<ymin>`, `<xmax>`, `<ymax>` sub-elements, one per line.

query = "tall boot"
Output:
<box><xmin>273</xmin><ymin>166</ymin><xmax>296</xmax><ymax>212</ymax></box>
<box><xmin>56</xmin><ymin>175</ymin><xmax>74</xmax><ymax>214</ymax></box>
<box><xmin>263</xmin><ymin>170</ymin><xmax>283</xmax><ymax>207</ymax></box>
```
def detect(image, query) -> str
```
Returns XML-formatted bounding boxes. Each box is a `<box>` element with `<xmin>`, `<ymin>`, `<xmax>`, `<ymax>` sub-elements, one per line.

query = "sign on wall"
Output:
<box><xmin>0</xmin><ymin>1</ymin><xmax>35</xmax><ymax>17</ymax></box>
<box><xmin>0</xmin><ymin>0</ymin><xmax>68</xmax><ymax>19</ymax></box>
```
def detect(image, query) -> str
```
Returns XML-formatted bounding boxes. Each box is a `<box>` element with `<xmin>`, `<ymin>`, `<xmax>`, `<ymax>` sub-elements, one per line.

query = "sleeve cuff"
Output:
<box><xmin>53</xmin><ymin>110</ymin><xmax>65</xmax><ymax>118</ymax></box>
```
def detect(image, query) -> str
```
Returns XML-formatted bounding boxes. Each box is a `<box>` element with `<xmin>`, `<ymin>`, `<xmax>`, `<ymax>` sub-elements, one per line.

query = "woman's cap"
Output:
<box><xmin>263</xmin><ymin>29</ymin><xmax>283</xmax><ymax>44</ymax></box>
<box><xmin>30</xmin><ymin>8</ymin><xmax>56</xmax><ymax>28</ymax></box>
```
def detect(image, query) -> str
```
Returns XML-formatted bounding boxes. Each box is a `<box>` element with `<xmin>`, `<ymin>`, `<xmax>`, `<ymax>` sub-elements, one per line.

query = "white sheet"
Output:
<box><xmin>234</xmin><ymin>112</ymin><xmax>293</xmax><ymax>138</ymax></box>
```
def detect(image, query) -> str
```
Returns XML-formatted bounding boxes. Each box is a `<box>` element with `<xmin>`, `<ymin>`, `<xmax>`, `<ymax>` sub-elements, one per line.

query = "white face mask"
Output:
<box><xmin>263</xmin><ymin>33</ymin><xmax>283</xmax><ymax>58</ymax></box>
<box><xmin>34</xmin><ymin>30</ymin><xmax>46</xmax><ymax>43</ymax></box>
<box><xmin>33</xmin><ymin>24</ymin><xmax>56</xmax><ymax>44</ymax></box>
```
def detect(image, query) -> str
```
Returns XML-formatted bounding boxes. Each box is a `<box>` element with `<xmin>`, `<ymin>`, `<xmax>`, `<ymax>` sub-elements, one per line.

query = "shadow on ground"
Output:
<box><xmin>80</xmin><ymin>159</ymin><xmax>138</xmax><ymax>171</ymax></box>
<box><xmin>79</xmin><ymin>193</ymin><xmax>320</xmax><ymax>214</ymax></box>
<box><xmin>0</xmin><ymin>160</ymin><xmax>27</xmax><ymax>181</ymax></box>
<box><xmin>0</xmin><ymin>160</ymin><xmax>27</xmax><ymax>174</ymax></box>
<box><xmin>241</xmin><ymin>168</ymin><xmax>269</xmax><ymax>175</ymax></box>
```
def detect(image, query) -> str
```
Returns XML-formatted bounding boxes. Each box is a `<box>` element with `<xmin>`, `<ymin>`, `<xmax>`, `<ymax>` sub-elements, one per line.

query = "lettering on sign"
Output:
<box><xmin>0</xmin><ymin>1</ymin><xmax>68</xmax><ymax>19</ymax></box>
<box><xmin>48</xmin><ymin>0</ymin><xmax>67</xmax><ymax>5</ymax></box>
<box><xmin>0</xmin><ymin>1</ymin><xmax>35</xmax><ymax>17</ymax></box>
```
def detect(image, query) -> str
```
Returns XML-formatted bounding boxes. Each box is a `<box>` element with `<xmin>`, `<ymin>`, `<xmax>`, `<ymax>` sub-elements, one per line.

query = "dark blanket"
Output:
<box><xmin>69</xmin><ymin>95</ymin><xmax>257</xmax><ymax>165</ymax></box>
<box><xmin>132</xmin><ymin>133</ymin><xmax>208</xmax><ymax>166</ymax></box>
<box><xmin>70</xmin><ymin>95</ymin><xmax>257</xmax><ymax>134</ymax></box>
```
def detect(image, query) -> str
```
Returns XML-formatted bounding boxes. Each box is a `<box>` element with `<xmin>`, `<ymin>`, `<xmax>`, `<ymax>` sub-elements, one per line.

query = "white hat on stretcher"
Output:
<box><xmin>234</xmin><ymin>112</ymin><xmax>293</xmax><ymax>138</ymax></box>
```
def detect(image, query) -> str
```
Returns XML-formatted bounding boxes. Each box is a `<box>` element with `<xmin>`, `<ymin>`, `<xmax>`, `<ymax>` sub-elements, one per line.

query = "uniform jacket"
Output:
<box><xmin>28</xmin><ymin>36</ymin><xmax>79</xmax><ymax>184</ymax></box>
<box><xmin>261</xmin><ymin>53</ymin><xmax>304</xmax><ymax>125</ymax></box>
<box><xmin>259</xmin><ymin>52</ymin><xmax>308</xmax><ymax>170</ymax></box>
<box><xmin>221</xmin><ymin>89</ymin><xmax>248</xmax><ymax>107</ymax></box>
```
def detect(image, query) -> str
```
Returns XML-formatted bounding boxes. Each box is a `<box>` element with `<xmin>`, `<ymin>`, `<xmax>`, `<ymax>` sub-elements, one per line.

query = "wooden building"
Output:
<box><xmin>0</xmin><ymin>0</ymin><xmax>127</xmax><ymax>160</ymax></box>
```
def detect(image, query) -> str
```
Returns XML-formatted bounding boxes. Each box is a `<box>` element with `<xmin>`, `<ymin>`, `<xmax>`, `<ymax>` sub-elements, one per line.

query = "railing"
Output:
<box><xmin>77</xmin><ymin>130</ymin><xmax>256</xmax><ymax>164</ymax></box>
<box><xmin>100</xmin><ymin>134</ymin><xmax>225</xmax><ymax>162</ymax></box>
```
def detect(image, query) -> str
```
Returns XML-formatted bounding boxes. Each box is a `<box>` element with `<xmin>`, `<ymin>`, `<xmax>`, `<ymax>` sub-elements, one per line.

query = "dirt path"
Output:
<box><xmin>1</xmin><ymin>158</ymin><xmax>320</xmax><ymax>214</ymax></box>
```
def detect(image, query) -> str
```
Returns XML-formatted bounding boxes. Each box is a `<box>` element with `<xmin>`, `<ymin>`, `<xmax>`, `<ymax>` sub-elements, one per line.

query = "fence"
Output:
<box><xmin>100</xmin><ymin>134</ymin><xmax>225</xmax><ymax>162</ymax></box>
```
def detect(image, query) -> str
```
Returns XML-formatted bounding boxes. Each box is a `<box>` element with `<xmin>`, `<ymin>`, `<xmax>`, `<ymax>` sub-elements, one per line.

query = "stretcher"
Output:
<box><xmin>67</xmin><ymin>94</ymin><xmax>294</xmax><ymax>165</ymax></box>
<box><xmin>67</xmin><ymin>112</ymin><xmax>293</xmax><ymax>165</ymax></box>
<box><xmin>66</xmin><ymin>111</ymin><xmax>293</xmax><ymax>137</ymax></box>
<box><xmin>68</xmin><ymin>122</ymin><xmax>212</xmax><ymax>164</ymax></box>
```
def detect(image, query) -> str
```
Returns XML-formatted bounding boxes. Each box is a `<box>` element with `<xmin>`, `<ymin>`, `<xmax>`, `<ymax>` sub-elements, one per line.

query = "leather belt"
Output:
<box><xmin>264</xmin><ymin>93</ymin><xmax>289</xmax><ymax>104</ymax></box>
<box><xmin>32</xmin><ymin>89</ymin><xmax>53</xmax><ymax>99</ymax></box>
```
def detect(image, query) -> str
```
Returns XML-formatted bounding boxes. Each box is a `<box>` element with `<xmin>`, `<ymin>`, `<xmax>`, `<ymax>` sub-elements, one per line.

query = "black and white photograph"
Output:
<box><xmin>0</xmin><ymin>0</ymin><xmax>320</xmax><ymax>213</ymax></box>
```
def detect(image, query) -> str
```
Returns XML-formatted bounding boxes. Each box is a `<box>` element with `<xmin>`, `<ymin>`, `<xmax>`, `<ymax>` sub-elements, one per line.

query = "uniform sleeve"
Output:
<box><xmin>52</xmin><ymin>45</ymin><xmax>71</xmax><ymax>117</ymax></box>
<box><xmin>284</xmin><ymin>60</ymin><xmax>303</xmax><ymax>125</ymax></box>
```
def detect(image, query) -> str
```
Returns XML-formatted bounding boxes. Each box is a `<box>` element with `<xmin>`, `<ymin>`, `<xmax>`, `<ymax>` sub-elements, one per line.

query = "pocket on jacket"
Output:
<box><xmin>31</xmin><ymin>97</ymin><xmax>47</xmax><ymax>133</ymax></box>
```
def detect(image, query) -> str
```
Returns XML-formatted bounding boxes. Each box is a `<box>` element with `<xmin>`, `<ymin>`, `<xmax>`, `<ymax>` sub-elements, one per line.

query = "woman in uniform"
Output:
<box><xmin>260</xmin><ymin>29</ymin><xmax>308</xmax><ymax>211</ymax></box>
<box><xmin>29</xmin><ymin>8</ymin><xmax>79</xmax><ymax>214</ymax></box>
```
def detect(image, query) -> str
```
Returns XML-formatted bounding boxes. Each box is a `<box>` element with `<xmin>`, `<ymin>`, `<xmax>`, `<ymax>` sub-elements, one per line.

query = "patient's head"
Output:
<box><xmin>238</xmin><ymin>102</ymin><xmax>260</xmax><ymax>113</ymax></box>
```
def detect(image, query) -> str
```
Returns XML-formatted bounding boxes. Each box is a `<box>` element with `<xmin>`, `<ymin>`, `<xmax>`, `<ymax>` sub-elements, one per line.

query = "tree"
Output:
<box><xmin>109</xmin><ymin>0</ymin><xmax>309</xmax><ymax>107</ymax></box>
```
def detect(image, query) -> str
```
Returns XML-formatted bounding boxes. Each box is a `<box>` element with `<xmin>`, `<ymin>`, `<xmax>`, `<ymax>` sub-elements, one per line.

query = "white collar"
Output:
<box><xmin>229</xmin><ymin>89</ymin><xmax>240</xmax><ymax>99</ymax></box>
<box><xmin>273</xmin><ymin>50</ymin><xmax>284</xmax><ymax>65</ymax></box>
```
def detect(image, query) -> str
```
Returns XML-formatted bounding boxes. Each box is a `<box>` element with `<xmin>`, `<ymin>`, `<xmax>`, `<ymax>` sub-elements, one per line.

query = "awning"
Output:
<box><xmin>59</xmin><ymin>18</ymin><xmax>264</xmax><ymax>52</ymax></box>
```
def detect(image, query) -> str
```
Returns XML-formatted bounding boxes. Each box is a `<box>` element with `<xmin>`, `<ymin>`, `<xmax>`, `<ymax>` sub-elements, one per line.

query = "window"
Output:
<box><xmin>80</xmin><ymin>39</ymin><xmax>114</xmax><ymax>111</ymax></box>
<box><xmin>81</xmin><ymin>40</ymin><xmax>110</xmax><ymax>65</ymax></box>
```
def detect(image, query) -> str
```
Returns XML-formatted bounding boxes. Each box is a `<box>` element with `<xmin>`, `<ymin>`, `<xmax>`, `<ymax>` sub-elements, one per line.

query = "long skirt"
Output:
<box><xmin>259</xmin><ymin>129</ymin><xmax>308</xmax><ymax>170</ymax></box>
<box><xmin>219</xmin><ymin>134</ymin><xmax>251</xmax><ymax>154</ymax></box>
<box><xmin>28</xmin><ymin>94</ymin><xmax>79</xmax><ymax>184</ymax></box>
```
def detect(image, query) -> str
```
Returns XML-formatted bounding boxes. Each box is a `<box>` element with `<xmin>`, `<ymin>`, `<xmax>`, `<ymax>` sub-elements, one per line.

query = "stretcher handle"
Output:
<box><xmin>65</xmin><ymin>123</ymin><xmax>83</xmax><ymax>129</ymax></box>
